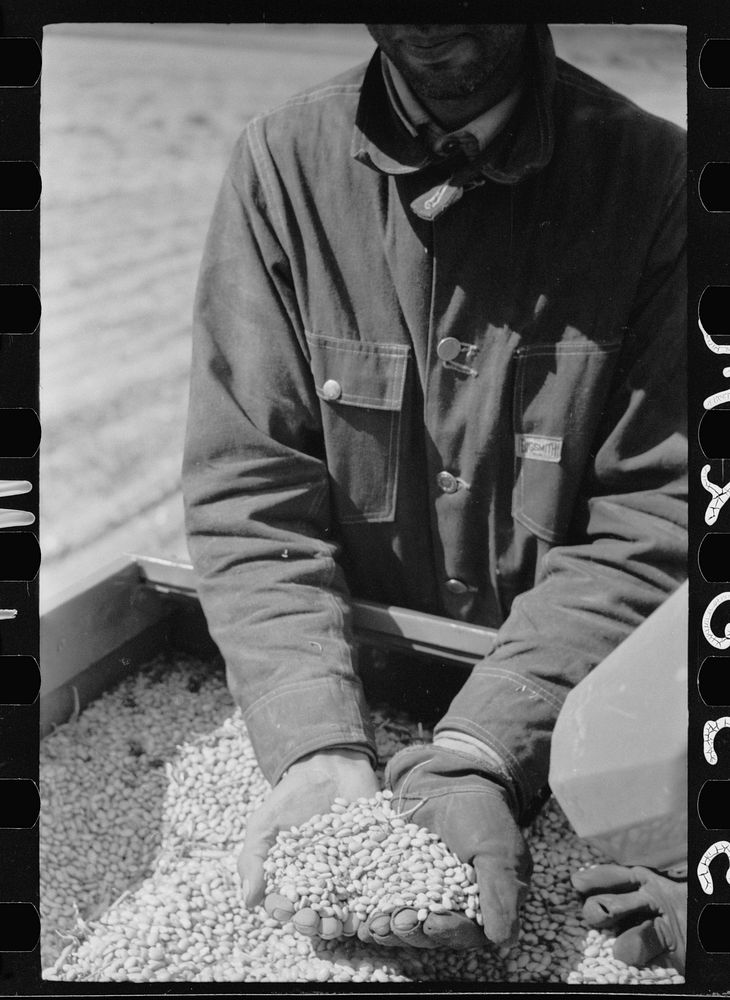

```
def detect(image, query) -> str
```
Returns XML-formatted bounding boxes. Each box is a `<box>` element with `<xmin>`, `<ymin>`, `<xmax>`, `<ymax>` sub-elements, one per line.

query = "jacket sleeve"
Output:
<box><xmin>182</xmin><ymin>127</ymin><xmax>376</xmax><ymax>785</ymax></box>
<box><xmin>435</xmin><ymin>162</ymin><xmax>688</xmax><ymax>823</ymax></box>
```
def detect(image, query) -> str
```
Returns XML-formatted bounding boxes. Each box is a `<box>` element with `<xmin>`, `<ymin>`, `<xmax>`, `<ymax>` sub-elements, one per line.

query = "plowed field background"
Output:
<box><xmin>40</xmin><ymin>23</ymin><xmax>686</xmax><ymax>602</ymax></box>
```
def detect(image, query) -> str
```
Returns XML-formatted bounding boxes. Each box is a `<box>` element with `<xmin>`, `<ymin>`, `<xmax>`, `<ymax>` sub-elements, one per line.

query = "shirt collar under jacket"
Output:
<box><xmin>351</xmin><ymin>23</ymin><xmax>557</xmax><ymax>184</ymax></box>
<box><xmin>380</xmin><ymin>51</ymin><xmax>523</xmax><ymax>161</ymax></box>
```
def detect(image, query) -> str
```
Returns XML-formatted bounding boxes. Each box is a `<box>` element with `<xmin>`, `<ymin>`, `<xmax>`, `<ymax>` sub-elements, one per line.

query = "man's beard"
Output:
<box><xmin>398</xmin><ymin>61</ymin><xmax>503</xmax><ymax>102</ymax></box>
<box><xmin>367</xmin><ymin>24</ymin><xmax>528</xmax><ymax>107</ymax></box>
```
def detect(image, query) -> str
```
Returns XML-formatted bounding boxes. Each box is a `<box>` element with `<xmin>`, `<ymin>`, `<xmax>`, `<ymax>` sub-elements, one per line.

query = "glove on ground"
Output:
<box><xmin>571</xmin><ymin>863</ymin><xmax>686</xmax><ymax>973</ymax></box>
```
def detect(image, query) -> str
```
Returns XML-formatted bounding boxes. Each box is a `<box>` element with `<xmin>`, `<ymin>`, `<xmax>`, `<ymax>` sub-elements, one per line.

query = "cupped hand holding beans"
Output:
<box><xmin>237</xmin><ymin>747</ymin><xmax>379</xmax><ymax>912</ymax></box>
<box><xmin>382</xmin><ymin>744</ymin><xmax>533</xmax><ymax>950</ymax></box>
<box><xmin>261</xmin><ymin>787</ymin><xmax>488</xmax><ymax>949</ymax></box>
<box><xmin>259</xmin><ymin>745</ymin><xmax>531</xmax><ymax>952</ymax></box>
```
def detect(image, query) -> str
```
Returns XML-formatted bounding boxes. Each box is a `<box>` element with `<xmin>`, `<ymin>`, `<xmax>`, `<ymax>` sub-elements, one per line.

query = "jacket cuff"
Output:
<box><xmin>241</xmin><ymin>675</ymin><xmax>377</xmax><ymax>785</ymax></box>
<box><xmin>384</xmin><ymin>742</ymin><xmax>520</xmax><ymax>818</ymax></box>
<box><xmin>435</xmin><ymin>664</ymin><xmax>563</xmax><ymax>824</ymax></box>
<box><xmin>433</xmin><ymin>730</ymin><xmax>514</xmax><ymax>786</ymax></box>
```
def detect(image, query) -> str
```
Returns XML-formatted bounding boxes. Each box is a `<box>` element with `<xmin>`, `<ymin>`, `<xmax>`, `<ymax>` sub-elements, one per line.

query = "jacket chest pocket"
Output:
<box><xmin>512</xmin><ymin>339</ymin><xmax>621</xmax><ymax>543</ymax></box>
<box><xmin>307</xmin><ymin>334</ymin><xmax>411</xmax><ymax>524</ymax></box>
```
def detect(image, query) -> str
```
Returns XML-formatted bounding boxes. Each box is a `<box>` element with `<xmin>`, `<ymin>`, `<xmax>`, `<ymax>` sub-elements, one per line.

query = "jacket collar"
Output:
<box><xmin>381</xmin><ymin>51</ymin><xmax>524</xmax><ymax>161</ymax></box>
<box><xmin>351</xmin><ymin>24</ymin><xmax>557</xmax><ymax>185</ymax></box>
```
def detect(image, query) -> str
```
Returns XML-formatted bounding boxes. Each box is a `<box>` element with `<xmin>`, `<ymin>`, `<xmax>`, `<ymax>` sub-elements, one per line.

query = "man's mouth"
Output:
<box><xmin>400</xmin><ymin>34</ymin><xmax>470</xmax><ymax>59</ymax></box>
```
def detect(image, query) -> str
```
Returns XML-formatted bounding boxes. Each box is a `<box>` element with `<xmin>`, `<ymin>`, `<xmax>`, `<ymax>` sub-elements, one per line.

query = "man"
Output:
<box><xmin>182</xmin><ymin>23</ymin><xmax>687</xmax><ymax>961</ymax></box>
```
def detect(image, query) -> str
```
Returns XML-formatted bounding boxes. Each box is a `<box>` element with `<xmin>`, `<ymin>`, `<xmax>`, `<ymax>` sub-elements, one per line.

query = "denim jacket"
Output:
<box><xmin>182</xmin><ymin>25</ymin><xmax>687</xmax><ymax>822</ymax></box>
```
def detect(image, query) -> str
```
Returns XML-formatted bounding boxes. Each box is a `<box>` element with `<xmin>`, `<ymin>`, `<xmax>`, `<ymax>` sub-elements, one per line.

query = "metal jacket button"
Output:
<box><xmin>322</xmin><ymin>379</ymin><xmax>342</xmax><ymax>401</ymax></box>
<box><xmin>436</xmin><ymin>337</ymin><xmax>462</xmax><ymax>362</ymax></box>
<box><xmin>444</xmin><ymin>578</ymin><xmax>469</xmax><ymax>595</ymax></box>
<box><xmin>435</xmin><ymin>131</ymin><xmax>480</xmax><ymax>160</ymax></box>
<box><xmin>436</xmin><ymin>471</ymin><xmax>459</xmax><ymax>494</ymax></box>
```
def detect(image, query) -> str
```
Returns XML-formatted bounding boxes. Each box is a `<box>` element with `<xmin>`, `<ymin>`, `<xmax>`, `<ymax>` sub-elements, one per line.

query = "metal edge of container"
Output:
<box><xmin>40</xmin><ymin>554</ymin><xmax>497</xmax><ymax>737</ymax></box>
<box><xmin>135</xmin><ymin>555</ymin><xmax>498</xmax><ymax>666</ymax></box>
<box><xmin>39</xmin><ymin>556</ymin><xmax>171</xmax><ymax>737</ymax></box>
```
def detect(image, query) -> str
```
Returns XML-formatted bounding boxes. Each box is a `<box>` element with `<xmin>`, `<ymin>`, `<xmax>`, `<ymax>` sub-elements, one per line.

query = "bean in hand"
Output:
<box><xmin>263</xmin><ymin>790</ymin><xmax>484</xmax><ymax>948</ymax></box>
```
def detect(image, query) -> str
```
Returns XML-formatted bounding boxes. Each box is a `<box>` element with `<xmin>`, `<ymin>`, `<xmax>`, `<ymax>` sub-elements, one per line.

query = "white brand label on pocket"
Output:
<box><xmin>516</xmin><ymin>434</ymin><xmax>563</xmax><ymax>463</ymax></box>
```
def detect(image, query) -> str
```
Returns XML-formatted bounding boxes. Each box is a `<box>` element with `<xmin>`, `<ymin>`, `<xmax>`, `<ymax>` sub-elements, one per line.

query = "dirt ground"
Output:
<box><xmin>39</xmin><ymin>23</ymin><xmax>687</xmax><ymax>603</ymax></box>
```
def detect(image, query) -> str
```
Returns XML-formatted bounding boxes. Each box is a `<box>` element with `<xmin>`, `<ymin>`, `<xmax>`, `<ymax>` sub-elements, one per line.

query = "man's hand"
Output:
<box><xmin>571</xmin><ymin>863</ymin><xmax>686</xmax><ymax>973</ymax></box>
<box><xmin>356</xmin><ymin>744</ymin><xmax>532</xmax><ymax>951</ymax></box>
<box><xmin>238</xmin><ymin>748</ymin><xmax>379</xmax><ymax>912</ymax></box>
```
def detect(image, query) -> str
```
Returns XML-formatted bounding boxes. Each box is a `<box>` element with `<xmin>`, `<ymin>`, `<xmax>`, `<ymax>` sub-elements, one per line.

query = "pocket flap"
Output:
<box><xmin>306</xmin><ymin>334</ymin><xmax>410</xmax><ymax>411</ymax></box>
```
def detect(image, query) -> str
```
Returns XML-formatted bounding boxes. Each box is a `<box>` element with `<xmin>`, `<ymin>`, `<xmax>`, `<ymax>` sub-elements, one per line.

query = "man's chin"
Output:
<box><xmin>400</xmin><ymin>67</ymin><xmax>488</xmax><ymax>102</ymax></box>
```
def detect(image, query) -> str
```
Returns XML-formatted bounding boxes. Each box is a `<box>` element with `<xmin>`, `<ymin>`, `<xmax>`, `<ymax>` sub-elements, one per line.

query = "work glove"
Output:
<box><xmin>355</xmin><ymin>743</ymin><xmax>532</xmax><ymax>951</ymax></box>
<box><xmin>571</xmin><ymin>863</ymin><xmax>686</xmax><ymax>974</ymax></box>
<box><xmin>238</xmin><ymin>747</ymin><xmax>379</xmax><ymax>920</ymax></box>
